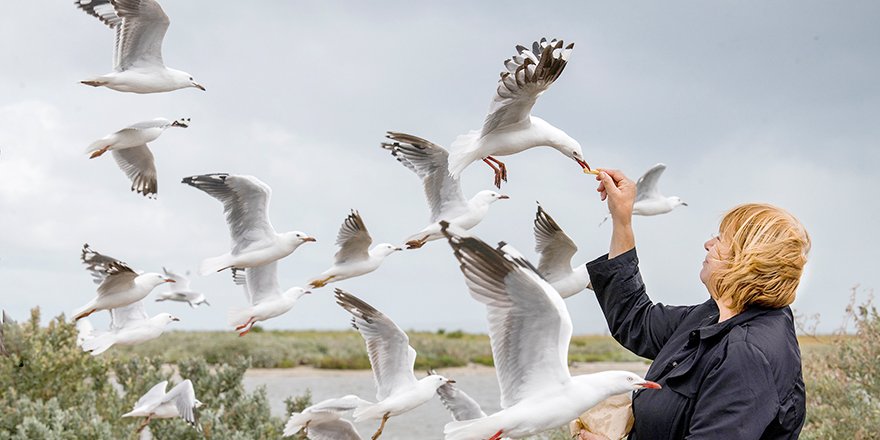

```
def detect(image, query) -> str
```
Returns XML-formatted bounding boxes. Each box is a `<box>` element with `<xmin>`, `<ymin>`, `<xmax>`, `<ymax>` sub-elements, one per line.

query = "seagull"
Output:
<box><xmin>283</xmin><ymin>394</ymin><xmax>370</xmax><ymax>438</ymax></box>
<box><xmin>181</xmin><ymin>173</ymin><xmax>316</xmax><ymax>279</ymax></box>
<box><xmin>599</xmin><ymin>164</ymin><xmax>687</xmax><ymax>226</ymax></box>
<box><xmin>154</xmin><ymin>268</ymin><xmax>209</xmax><ymax>307</ymax></box>
<box><xmin>432</xmin><ymin>370</ymin><xmax>487</xmax><ymax>422</ymax></box>
<box><xmin>335</xmin><ymin>289</ymin><xmax>455</xmax><ymax>440</ymax></box>
<box><xmin>381</xmin><ymin>132</ymin><xmax>509</xmax><ymax>249</ymax></box>
<box><xmin>448</xmin><ymin>38</ymin><xmax>593</xmax><ymax>188</ymax></box>
<box><xmin>439</xmin><ymin>223</ymin><xmax>660</xmax><ymax>440</ymax></box>
<box><xmin>73</xmin><ymin>243</ymin><xmax>174</xmax><ymax>321</ymax></box>
<box><xmin>77</xmin><ymin>300</ymin><xmax>179</xmax><ymax>355</ymax></box>
<box><xmin>122</xmin><ymin>379</ymin><xmax>201</xmax><ymax>433</ymax></box>
<box><xmin>308</xmin><ymin>211</ymin><xmax>401</xmax><ymax>289</ymax></box>
<box><xmin>228</xmin><ymin>262</ymin><xmax>310</xmax><ymax>336</ymax></box>
<box><xmin>74</xmin><ymin>0</ymin><xmax>205</xmax><ymax>93</ymax></box>
<box><xmin>87</xmin><ymin>118</ymin><xmax>189</xmax><ymax>198</ymax></box>
<box><xmin>534</xmin><ymin>204</ymin><xmax>590</xmax><ymax>298</ymax></box>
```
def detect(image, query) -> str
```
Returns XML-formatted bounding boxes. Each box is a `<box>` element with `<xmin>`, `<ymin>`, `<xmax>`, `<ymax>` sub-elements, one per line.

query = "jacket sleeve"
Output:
<box><xmin>685</xmin><ymin>340</ymin><xmax>779</xmax><ymax>439</ymax></box>
<box><xmin>586</xmin><ymin>248</ymin><xmax>694</xmax><ymax>359</ymax></box>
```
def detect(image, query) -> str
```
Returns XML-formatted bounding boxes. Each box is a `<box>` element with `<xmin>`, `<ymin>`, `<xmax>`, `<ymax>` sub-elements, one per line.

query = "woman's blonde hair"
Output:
<box><xmin>710</xmin><ymin>203</ymin><xmax>811</xmax><ymax>312</ymax></box>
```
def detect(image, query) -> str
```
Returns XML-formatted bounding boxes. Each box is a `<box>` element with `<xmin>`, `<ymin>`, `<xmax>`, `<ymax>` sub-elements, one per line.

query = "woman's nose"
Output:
<box><xmin>704</xmin><ymin>238</ymin><xmax>715</xmax><ymax>251</ymax></box>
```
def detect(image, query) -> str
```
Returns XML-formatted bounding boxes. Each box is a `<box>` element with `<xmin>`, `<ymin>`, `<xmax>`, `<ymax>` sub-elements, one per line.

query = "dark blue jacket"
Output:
<box><xmin>586</xmin><ymin>248</ymin><xmax>805</xmax><ymax>439</ymax></box>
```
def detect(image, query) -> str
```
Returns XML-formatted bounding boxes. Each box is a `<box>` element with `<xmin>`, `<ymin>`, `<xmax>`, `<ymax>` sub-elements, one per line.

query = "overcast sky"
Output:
<box><xmin>1</xmin><ymin>1</ymin><xmax>877</xmax><ymax>335</ymax></box>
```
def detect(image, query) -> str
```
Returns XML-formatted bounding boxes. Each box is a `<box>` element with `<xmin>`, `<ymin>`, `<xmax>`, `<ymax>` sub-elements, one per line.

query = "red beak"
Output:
<box><xmin>639</xmin><ymin>381</ymin><xmax>662</xmax><ymax>389</ymax></box>
<box><xmin>165</xmin><ymin>278</ymin><xmax>176</xmax><ymax>283</ymax></box>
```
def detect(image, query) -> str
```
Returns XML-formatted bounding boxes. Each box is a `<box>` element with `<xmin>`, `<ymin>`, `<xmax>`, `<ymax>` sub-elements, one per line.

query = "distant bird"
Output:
<box><xmin>432</xmin><ymin>369</ymin><xmax>487</xmax><ymax>422</ymax></box>
<box><xmin>154</xmin><ymin>268</ymin><xmax>209</xmax><ymax>307</ymax></box>
<box><xmin>228</xmin><ymin>262</ymin><xmax>310</xmax><ymax>336</ymax></box>
<box><xmin>308</xmin><ymin>211</ymin><xmax>401</xmax><ymax>288</ymax></box>
<box><xmin>122</xmin><ymin>379</ymin><xmax>201</xmax><ymax>433</ymax></box>
<box><xmin>74</xmin><ymin>244</ymin><xmax>174</xmax><ymax>321</ymax></box>
<box><xmin>633</xmin><ymin>163</ymin><xmax>687</xmax><ymax>216</ymax></box>
<box><xmin>335</xmin><ymin>289</ymin><xmax>455</xmax><ymax>440</ymax></box>
<box><xmin>283</xmin><ymin>394</ymin><xmax>369</xmax><ymax>439</ymax></box>
<box><xmin>77</xmin><ymin>300</ymin><xmax>179</xmax><ymax>355</ymax></box>
<box><xmin>533</xmin><ymin>204</ymin><xmax>590</xmax><ymax>298</ymax></box>
<box><xmin>87</xmin><ymin>118</ymin><xmax>189</xmax><ymax>198</ymax></box>
<box><xmin>448</xmin><ymin>38</ymin><xmax>592</xmax><ymax>188</ymax></box>
<box><xmin>381</xmin><ymin>132</ymin><xmax>509</xmax><ymax>249</ymax></box>
<box><xmin>74</xmin><ymin>0</ymin><xmax>205</xmax><ymax>93</ymax></box>
<box><xmin>181</xmin><ymin>173</ymin><xmax>315</xmax><ymax>279</ymax></box>
<box><xmin>440</xmin><ymin>223</ymin><xmax>660</xmax><ymax>440</ymax></box>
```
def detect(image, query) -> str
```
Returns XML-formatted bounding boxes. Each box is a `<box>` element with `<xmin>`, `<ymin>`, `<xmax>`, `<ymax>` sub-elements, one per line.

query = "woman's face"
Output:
<box><xmin>700</xmin><ymin>234</ymin><xmax>727</xmax><ymax>295</ymax></box>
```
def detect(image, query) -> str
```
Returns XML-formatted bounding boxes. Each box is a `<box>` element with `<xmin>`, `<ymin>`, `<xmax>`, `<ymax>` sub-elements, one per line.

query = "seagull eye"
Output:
<box><xmin>627</xmin><ymin>377</ymin><xmax>634</xmax><ymax>382</ymax></box>
<box><xmin>189</xmin><ymin>77</ymin><xmax>193</xmax><ymax>81</ymax></box>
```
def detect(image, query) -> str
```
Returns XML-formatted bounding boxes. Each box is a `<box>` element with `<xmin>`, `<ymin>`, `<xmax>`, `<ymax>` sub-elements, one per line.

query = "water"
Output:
<box><xmin>243</xmin><ymin>362</ymin><xmax>648</xmax><ymax>440</ymax></box>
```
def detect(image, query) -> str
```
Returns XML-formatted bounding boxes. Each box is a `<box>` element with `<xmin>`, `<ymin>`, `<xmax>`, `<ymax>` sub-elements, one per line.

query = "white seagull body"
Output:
<box><xmin>308</xmin><ymin>211</ymin><xmax>401</xmax><ymax>288</ymax></box>
<box><xmin>283</xmin><ymin>394</ymin><xmax>369</xmax><ymax>438</ymax></box>
<box><xmin>154</xmin><ymin>268</ymin><xmax>209</xmax><ymax>307</ymax></box>
<box><xmin>77</xmin><ymin>300</ymin><xmax>179</xmax><ymax>355</ymax></box>
<box><xmin>335</xmin><ymin>289</ymin><xmax>454</xmax><ymax>439</ymax></box>
<box><xmin>534</xmin><ymin>204</ymin><xmax>590</xmax><ymax>298</ymax></box>
<box><xmin>74</xmin><ymin>0</ymin><xmax>205</xmax><ymax>93</ymax></box>
<box><xmin>439</xmin><ymin>223</ymin><xmax>660</xmax><ymax>440</ymax></box>
<box><xmin>73</xmin><ymin>243</ymin><xmax>174</xmax><ymax>321</ymax></box>
<box><xmin>448</xmin><ymin>38</ymin><xmax>591</xmax><ymax>188</ymax></box>
<box><xmin>632</xmin><ymin>163</ymin><xmax>687</xmax><ymax>216</ymax></box>
<box><xmin>87</xmin><ymin>117</ymin><xmax>189</xmax><ymax>198</ymax></box>
<box><xmin>182</xmin><ymin>173</ymin><xmax>316</xmax><ymax>278</ymax></box>
<box><xmin>228</xmin><ymin>262</ymin><xmax>309</xmax><ymax>336</ymax></box>
<box><xmin>122</xmin><ymin>379</ymin><xmax>201</xmax><ymax>433</ymax></box>
<box><xmin>381</xmin><ymin>132</ymin><xmax>509</xmax><ymax>249</ymax></box>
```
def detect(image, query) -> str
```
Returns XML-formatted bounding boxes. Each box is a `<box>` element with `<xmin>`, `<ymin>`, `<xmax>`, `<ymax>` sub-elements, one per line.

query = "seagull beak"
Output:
<box><xmin>394</xmin><ymin>247</ymin><xmax>404</xmax><ymax>251</ymax></box>
<box><xmin>195</xmin><ymin>83</ymin><xmax>206</xmax><ymax>91</ymax></box>
<box><xmin>576</xmin><ymin>158</ymin><xmax>598</xmax><ymax>175</ymax></box>
<box><xmin>165</xmin><ymin>278</ymin><xmax>176</xmax><ymax>283</ymax></box>
<box><xmin>638</xmin><ymin>380</ymin><xmax>662</xmax><ymax>389</ymax></box>
<box><xmin>447</xmin><ymin>379</ymin><xmax>456</xmax><ymax>384</ymax></box>
<box><xmin>303</xmin><ymin>290</ymin><xmax>312</xmax><ymax>295</ymax></box>
<box><xmin>498</xmin><ymin>195</ymin><xmax>510</xmax><ymax>200</ymax></box>
<box><xmin>171</xmin><ymin>316</ymin><xmax>180</xmax><ymax>322</ymax></box>
<box><xmin>681</xmin><ymin>202</ymin><xmax>689</xmax><ymax>207</ymax></box>
<box><xmin>303</xmin><ymin>236</ymin><xmax>317</xmax><ymax>242</ymax></box>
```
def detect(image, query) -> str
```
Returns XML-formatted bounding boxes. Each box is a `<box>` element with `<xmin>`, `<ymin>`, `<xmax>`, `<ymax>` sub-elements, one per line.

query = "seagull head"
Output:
<box><xmin>371</xmin><ymin>243</ymin><xmax>403</xmax><ymax>257</ymax></box>
<box><xmin>548</xmin><ymin>134</ymin><xmax>590</xmax><ymax>172</ymax></box>
<box><xmin>154</xmin><ymin>313</ymin><xmax>181</xmax><ymax>325</ymax></box>
<box><xmin>284</xmin><ymin>231</ymin><xmax>318</xmax><ymax>248</ymax></box>
<box><xmin>594</xmin><ymin>371</ymin><xmax>661</xmax><ymax>394</ymax></box>
<box><xmin>472</xmin><ymin>190</ymin><xmax>510</xmax><ymax>205</ymax></box>
<box><xmin>422</xmin><ymin>373</ymin><xmax>455</xmax><ymax>390</ymax></box>
<box><xmin>170</xmin><ymin>69</ymin><xmax>206</xmax><ymax>91</ymax></box>
<box><xmin>285</xmin><ymin>287</ymin><xmax>311</xmax><ymax>300</ymax></box>
<box><xmin>138</xmin><ymin>273</ymin><xmax>177</xmax><ymax>289</ymax></box>
<box><xmin>669</xmin><ymin>196</ymin><xmax>688</xmax><ymax>209</ymax></box>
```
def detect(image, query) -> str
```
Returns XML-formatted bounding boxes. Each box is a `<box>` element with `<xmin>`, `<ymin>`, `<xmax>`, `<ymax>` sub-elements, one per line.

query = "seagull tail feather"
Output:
<box><xmin>199</xmin><ymin>254</ymin><xmax>231</xmax><ymax>276</ymax></box>
<box><xmin>448</xmin><ymin>130</ymin><xmax>482</xmax><ymax>178</ymax></box>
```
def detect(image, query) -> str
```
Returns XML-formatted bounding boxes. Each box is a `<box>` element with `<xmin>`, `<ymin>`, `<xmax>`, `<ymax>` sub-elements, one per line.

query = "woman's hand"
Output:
<box><xmin>578</xmin><ymin>429</ymin><xmax>612</xmax><ymax>440</ymax></box>
<box><xmin>596</xmin><ymin>169</ymin><xmax>636</xmax><ymax>226</ymax></box>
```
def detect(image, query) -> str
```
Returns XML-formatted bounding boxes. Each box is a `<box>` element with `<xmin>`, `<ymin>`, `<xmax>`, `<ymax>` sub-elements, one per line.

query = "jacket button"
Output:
<box><xmin>672</xmin><ymin>361</ymin><xmax>678</xmax><ymax>367</ymax></box>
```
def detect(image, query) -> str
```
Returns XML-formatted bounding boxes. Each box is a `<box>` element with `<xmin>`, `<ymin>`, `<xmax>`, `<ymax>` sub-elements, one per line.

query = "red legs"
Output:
<box><xmin>371</xmin><ymin>412</ymin><xmax>391</xmax><ymax>440</ymax></box>
<box><xmin>89</xmin><ymin>146</ymin><xmax>111</xmax><ymax>159</ymax></box>
<box><xmin>81</xmin><ymin>80</ymin><xmax>107</xmax><ymax>87</ymax></box>
<box><xmin>235</xmin><ymin>316</ymin><xmax>255</xmax><ymax>331</ymax></box>
<box><xmin>405</xmin><ymin>236</ymin><xmax>428</xmax><ymax>250</ymax></box>
<box><xmin>236</xmin><ymin>317</ymin><xmax>257</xmax><ymax>336</ymax></box>
<box><xmin>135</xmin><ymin>415</ymin><xmax>154</xmax><ymax>433</ymax></box>
<box><xmin>309</xmin><ymin>275</ymin><xmax>335</xmax><ymax>289</ymax></box>
<box><xmin>482</xmin><ymin>156</ymin><xmax>508</xmax><ymax>188</ymax></box>
<box><xmin>488</xmin><ymin>429</ymin><xmax>504</xmax><ymax>440</ymax></box>
<box><xmin>75</xmin><ymin>308</ymin><xmax>97</xmax><ymax>321</ymax></box>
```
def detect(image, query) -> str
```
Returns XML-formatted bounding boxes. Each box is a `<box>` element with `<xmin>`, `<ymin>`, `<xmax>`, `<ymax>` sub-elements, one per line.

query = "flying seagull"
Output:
<box><xmin>122</xmin><ymin>379</ymin><xmax>201</xmax><ymax>433</ymax></box>
<box><xmin>74</xmin><ymin>0</ymin><xmax>205</xmax><ymax>93</ymax></box>
<box><xmin>381</xmin><ymin>132</ymin><xmax>509</xmax><ymax>249</ymax></box>
<box><xmin>77</xmin><ymin>300</ymin><xmax>179</xmax><ymax>355</ymax></box>
<box><xmin>335</xmin><ymin>289</ymin><xmax>454</xmax><ymax>439</ymax></box>
<box><xmin>440</xmin><ymin>223</ymin><xmax>659</xmax><ymax>439</ymax></box>
<box><xmin>228</xmin><ymin>262</ymin><xmax>310</xmax><ymax>336</ymax></box>
<box><xmin>154</xmin><ymin>268</ymin><xmax>209</xmax><ymax>307</ymax></box>
<box><xmin>87</xmin><ymin>117</ymin><xmax>189</xmax><ymax>198</ymax></box>
<box><xmin>283</xmin><ymin>394</ymin><xmax>369</xmax><ymax>439</ymax></box>
<box><xmin>73</xmin><ymin>243</ymin><xmax>174</xmax><ymax>321</ymax></box>
<box><xmin>534</xmin><ymin>204</ymin><xmax>591</xmax><ymax>298</ymax></box>
<box><xmin>182</xmin><ymin>173</ymin><xmax>315</xmax><ymax>279</ymax></box>
<box><xmin>599</xmin><ymin>163</ymin><xmax>687</xmax><ymax>226</ymax></box>
<box><xmin>308</xmin><ymin>211</ymin><xmax>401</xmax><ymax>288</ymax></box>
<box><xmin>448</xmin><ymin>38</ymin><xmax>593</xmax><ymax>188</ymax></box>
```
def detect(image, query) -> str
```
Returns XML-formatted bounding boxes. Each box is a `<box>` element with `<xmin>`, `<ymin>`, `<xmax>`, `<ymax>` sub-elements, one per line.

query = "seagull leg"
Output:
<box><xmin>482</xmin><ymin>157</ymin><xmax>507</xmax><ymax>188</ymax></box>
<box><xmin>309</xmin><ymin>276</ymin><xmax>335</xmax><ymax>289</ymax></box>
<box><xmin>238</xmin><ymin>322</ymin><xmax>256</xmax><ymax>337</ymax></box>
<box><xmin>89</xmin><ymin>146</ymin><xmax>111</xmax><ymax>159</ymax></box>
<box><xmin>81</xmin><ymin>80</ymin><xmax>107</xmax><ymax>87</ymax></box>
<box><xmin>488</xmin><ymin>429</ymin><xmax>504</xmax><ymax>440</ymax></box>
<box><xmin>135</xmin><ymin>415</ymin><xmax>153</xmax><ymax>434</ymax></box>
<box><xmin>405</xmin><ymin>236</ymin><xmax>428</xmax><ymax>249</ymax></box>
<box><xmin>485</xmin><ymin>156</ymin><xmax>508</xmax><ymax>182</ymax></box>
<box><xmin>235</xmin><ymin>317</ymin><xmax>255</xmax><ymax>331</ymax></box>
<box><xmin>74</xmin><ymin>308</ymin><xmax>97</xmax><ymax>321</ymax></box>
<box><xmin>371</xmin><ymin>412</ymin><xmax>391</xmax><ymax>440</ymax></box>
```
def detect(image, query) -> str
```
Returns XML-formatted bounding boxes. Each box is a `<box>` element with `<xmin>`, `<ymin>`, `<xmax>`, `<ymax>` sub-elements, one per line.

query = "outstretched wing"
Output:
<box><xmin>241</xmin><ymin>262</ymin><xmax>281</xmax><ymax>305</ymax></box>
<box><xmin>441</xmin><ymin>223</ymin><xmax>572</xmax><ymax>409</ymax></box>
<box><xmin>481</xmin><ymin>38</ymin><xmax>574</xmax><ymax>137</ymax></box>
<box><xmin>130</xmin><ymin>380</ymin><xmax>168</xmax><ymax>413</ymax></box>
<box><xmin>181</xmin><ymin>174</ymin><xmax>276</xmax><ymax>255</ymax></box>
<box><xmin>333</xmin><ymin>210</ymin><xmax>372</xmax><ymax>264</ymax></box>
<box><xmin>110</xmin><ymin>300</ymin><xmax>150</xmax><ymax>329</ymax></box>
<box><xmin>113</xmin><ymin>0</ymin><xmax>170</xmax><ymax>69</ymax></box>
<box><xmin>335</xmin><ymin>289</ymin><xmax>417</xmax><ymax>401</ymax></box>
<box><xmin>81</xmin><ymin>244</ymin><xmax>139</xmax><ymax>296</ymax></box>
<box><xmin>436</xmin><ymin>378</ymin><xmax>487</xmax><ymax>421</ymax></box>
<box><xmin>534</xmin><ymin>204</ymin><xmax>578</xmax><ymax>282</ymax></box>
<box><xmin>162</xmin><ymin>379</ymin><xmax>199</xmax><ymax>427</ymax></box>
<box><xmin>381</xmin><ymin>132</ymin><xmax>468</xmax><ymax>222</ymax></box>
<box><xmin>162</xmin><ymin>267</ymin><xmax>192</xmax><ymax>291</ymax></box>
<box><xmin>635</xmin><ymin>163</ymin><xmax>666</xmax><ymax>202</ymax></box>
<box><xmin>308</xmin><ymin>419</ymin><xmax>361</xmax><ymax>440</ymax></box>
<box><xmin>112</xmin><ymin>145</ymin><xmax>158</xmax><ymax>198</ymax></box>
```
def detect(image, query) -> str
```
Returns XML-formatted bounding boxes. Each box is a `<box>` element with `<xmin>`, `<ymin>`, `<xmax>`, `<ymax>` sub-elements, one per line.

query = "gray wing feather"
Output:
<box><xmin>112</xmin><ymin>145</ymin><xmax>158</xmax><ymax>198</ymax></box>
<box><xmin>381</xmin><ymin>132</ymin><xmax>468</xmax><ymax>222</ymax></box>
<box><xmin>308</xmin><ymin>419</ymin><xmax>361</xmax><ymax>440</ymax></box>
<box><xmin>113</xmin><ymin>0</ymin><xmax>169</xmax><ymax>69</ymax></box>
<box><xmin>333</xmin><ymin>211</ymin><xmax>372</xmax><ymax>264</ymax></box>
<box><xmin>110</xmin><ymin>300</ymin><xmax>149</xmax><ymax>329</ymax></box>
<box><xmin>635</xmin><ymin>163</ymin><xmax>667</xmax><ymax>202</ymax></box>
<box><xmin>437</xmin><ymin>381</ymin><xmax>487</xmax><ymax>421</ymax></box>
<box><xmin>534</xmin><ymin>204</ymin><xmax>578</xmax><ymax>280</ymax></box>
<box><xmin>75</xmin><ymin>0</ymin><xmax>122</xmax><ymax>29</ymax></box>
<box><xmin>181</xmin><ymin>174</ymin><xmax>276</xmax><ymax>255</ymax></box>
<box><xmin>241</xmin><ymin>262</ymin><xmax>281</xmax><ymax>305</ymax></box>
<box><xmin>81</xmin><ymin>243</ymin><xmax>137</xmax><ymax>285</ymax></box>
<box><xmin>162</xmin><ymin>379</ymin><xmax>199</xmax><ymax>427</ymax></box>
<box><xmin>481</xmin><ymin>38</ymin><xmax>574</xmax><ymax>136</ymax></box>
<box><xmin>334</xmin><ymin>289</ymin><xmax>417</xmax><ymax>401</ymax></box>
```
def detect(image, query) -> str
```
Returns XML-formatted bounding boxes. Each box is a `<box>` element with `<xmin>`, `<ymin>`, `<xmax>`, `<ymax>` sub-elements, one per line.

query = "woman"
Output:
<box><xmin>581</xmin><ymin>169</ymin><xmax>810</xmax><ymax>439</ymax></box>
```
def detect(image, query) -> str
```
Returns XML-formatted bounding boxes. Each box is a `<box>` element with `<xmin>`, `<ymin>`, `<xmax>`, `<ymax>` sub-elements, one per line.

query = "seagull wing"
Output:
<box><xmin>110</xmin><ymin>300</ymin><xmax>150</xmax><ymax>330</ymax></box>
<box><xmin>75</xmin><ymin>0</ymin><xmax>122</xmax><ymax>29</ymax></box>
<box><xmin>306</xmin><ymin>395</ymin><xmax>370</xmax><ymax>414</ymax></box>
<box><xmin>112</xmin><ymin>0</ymin><xmax>170</xmax><ymax>69</ymax></box>
<box><xmin>335</xmin><ymin>289</ymin><xmax>418</xmax><ymax>401</ymax></box>
<box><xmin>241</xmin><ymin>262</ymin><xmax>281</xmax><ymax>305</ymax></box>
<box><xmin>534</xmin><ymin>204</ymin><xmax>578</xmax><ymax>282</ymax></box>
<box><xmin>381</xmin><ymin>132</ymin><xmax>468</xmax><ymax>222</ymax></box>
<box><xmin>81</xmin><ymin>244</ymin><xmax>140</xmax><ymax>296</ymax></box>
<box><xmin>635</xmin><ymin>163</ymin><xmax>667</xmax><ymax>202</ymax></box>
<box><xmin>129</xmin><ymin>380</ymin><xmax>168</xmax><ymax>413</ymax></box>
<box><xmin>308</xmin><ymin>419</ymin><xmax>362</xmax><ymax>440</ymax></box>
<box><xmin>162</xmin><ymin>379</ymin><xmax>199</xmax><ymax>427</ymax></box>
<box><xmin>437</xmin><ymin>380</ymin><xmax>487</xmax><ymax>421</ymax></box>
<box><xmin>481</xmin><ymin>38</ymin><xmax>574</xmax><ymax>137</ymax></box>
<box><xmin>441</xmin><ymin>223</ymin><xmax>572</xmax><ymax>409</ymax></box>
<box><xmin>333</xmin><ymin>211</ymin><xmax>372</xmax><ymax>264</ymax></box>
<box><xmin>112</xmin><ymin>145</ymin><xmax>158</xmax><ymax>198</ymax></box>
<box><xmin>162</xmin><ymin>267</ymin><xmax>191</xmax><ymax>291</ymax></box>
<box><xmin>181</xmin><ymin>174</ymin><xmax>276</xmax><ymax>255</ymax></box>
